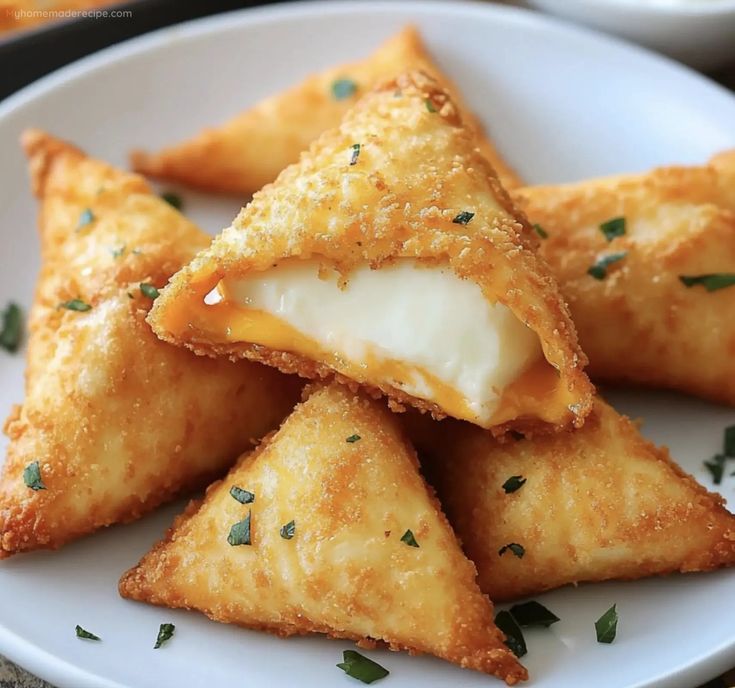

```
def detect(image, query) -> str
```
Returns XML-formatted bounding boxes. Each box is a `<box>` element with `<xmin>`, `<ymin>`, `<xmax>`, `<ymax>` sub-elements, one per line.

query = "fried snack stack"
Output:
<box><xmin>148</xmin><ymin>71</ymin><xmax>592</xmax><ymax>435</ymax></box>
<box><xmin>410</xmin><ymin>398</ymin><xmax>735</xmax><ymax>601</ymax></box>
<box><xmin>120</xmin><ymin>383</ymin><xmax>527</xmax><ymax>686</ymax></box>
<box><xmin>4</xmin><ymin>24</ymin><xmax>735</xmax><ymax>687</ymax></box>
<box><xmin>514</xmin><ymin>153</ymin><xmax>735</xmax><ymax>405</ymax></box>
<box><xmin>131</xmin><ymin>26</ymin><xmax>521</xmax><ymax>195</ymax></box>
<box><xmin>0</xmin><ymin>132</ymin><xmax>301</xmax><ymax>557</ymax></box>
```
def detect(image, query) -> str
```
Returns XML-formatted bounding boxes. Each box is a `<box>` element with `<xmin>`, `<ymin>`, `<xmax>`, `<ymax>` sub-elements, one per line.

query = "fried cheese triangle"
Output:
<box><xmin>148</xmin><ymin>71</ymin><xmax>593</xmax><ymax>435</ymax></box>
<box><xmin>0</xmin><ymin>131</ymin><xmax>301</xmax><ymax>558</ymax></box>
<box><xmin>413</xmin><ymin>398</ymin><xmax>735</xmax><ymax>602</ymax></box>
<box><xmin>513</xmin><ymin>152</ymin><xmax>735</xmax><ymax>406</ymax></box>
<box><xmin>119</xmin><ymin>384</ymin><xmax>527</xmax><ymax>684</ymax></box>
<box><xmin>131</xmin><ymin>26</ymin><xmax>521</xmax><ymax>194</ymax></box>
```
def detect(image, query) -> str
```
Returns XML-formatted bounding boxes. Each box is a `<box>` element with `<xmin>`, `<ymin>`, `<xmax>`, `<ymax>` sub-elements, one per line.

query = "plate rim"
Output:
<box><xmin>3</xmin><ymin>0</ymin><xmax>735</xmax><ymax>126</ymax></box>
<box><xmin>1</xmin><ymin>2</ymin><xmax>735</xmax><ymax>687</ymax></box>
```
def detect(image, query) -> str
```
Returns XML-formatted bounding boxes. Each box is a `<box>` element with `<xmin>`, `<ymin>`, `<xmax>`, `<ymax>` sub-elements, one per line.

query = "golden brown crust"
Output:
<box><xmin>119</xmin><ymin>384</ymin><xmax>526</xmax><ymax>684</ymax></box>
<box><xmin>149</xmin><ymin>71</ymin><xmax>592</xmax><ymax>435</ymax></box>
<box><xmin>513</xmin><ymin>153</ymin><xmax>735</xmax><ymax>405</ymax></box>
<box><xmin>0</xmin><ymin>130</ymin><xmax>302</xmax><ymax>558</ymax></box>
<box><xmin>413</xmin><ymin>398</ymin><xmax>735</xmax><ymax>601</ymax></box>
<box><xmin>131</xmin><ymin>26</ymin><xmax>521</xmax><ymax>194</ymax></box>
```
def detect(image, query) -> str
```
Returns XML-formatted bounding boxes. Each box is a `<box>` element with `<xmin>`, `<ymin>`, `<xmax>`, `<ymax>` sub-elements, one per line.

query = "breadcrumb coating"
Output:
<box><xmin>411</xmin><ymin>398</ymin><xmax>735</xmax><ymax>601</ymax></box>
<box><xmin>120</xmin><ymin>384</ymin><xmax>527</xmax><ymax>684</ymax></box>
<box><xmin>132</xmin><ymin>26</ymin><xmax>521</xmax><ymax>194</ymax></box>
<box><xmin>513</xmin><ymin>152</ymin><xmax>735</xmax><ymax>405</ymax></box>
<box><xmin>149</xmin><ymin>71</ymin><xmax>592</xmax><ymax>436</ymax></box>
<box><xmin>0</xmin><ymin>131</ymin><xmax>302</xmax><ymax>557</ymax></box>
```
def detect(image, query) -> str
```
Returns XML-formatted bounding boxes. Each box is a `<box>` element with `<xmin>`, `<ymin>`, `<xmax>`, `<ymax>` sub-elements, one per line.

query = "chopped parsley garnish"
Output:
<box><xmin>494</xmin><ymin>610</ymin><xmax>527</xmax><ymax>657</ymax></box>
<box><xmin>595</xmin><ymin>604</ymin><xmax>618</xmax><ymax>644</ymax></box>
<box><xmin>587</xmin><ymin>252</ymin><xmax>627</xmax><ymax>280</ymax></box>
<box><xmin>533</xmin><ymin>223</ymin><xmax>548</xmax><ymax>239</ymax></box>
<box><xmin>509</xmin><ymin>600</ymin><xmax>560</xmax><ymax>628</ymax></box>
<box><xmin>154</xmin><ymin>623</ymin><xmax>175</xmax><ymax>649</ymax></box>
<box><xmin>227</xmin><ymin>511</ymin><xmax>252</xmax><ymax>546</ymax></box>
<box><xmin>160</xmin><ymin>191</ymin><xmax>183</xmax><ymax>210</ymax></box>
<box><xmin>140</xmin><ymin>283</ymin><xmax>160</xmax><ymax>300</ymax></box>
<box><xmin>502</xmin><ymin>476</ymin><xmax>526</xmax><ymax>494</ymax></box>
<box><xmin>498</xmin><ymin>543</ymin><xmax>525</xmax><ymax>558</ymax></box>
<box><xmin>679</xmin><ymin>273</ymin><xmax>735</xmax><ymax>292</ymax></box>
<box><xmin>75</xmin><ymin>625</ymin><xmax>101</xmax><ymax>641</ymax></box>
<box><xmin>0</xmin><ymin>302</ymin><xmax>22</xmax><ymax>352</ymax></box>
<box><xmin>280</xmin><ymin>520</ymin><xmax>296</xmax><ymax>540</ymax></box>
<box><xmin>230</xmin><ymin>486</ymin><xmax>255</xmax><ymax>504</ymax></box>
<box><xmin>336</xmin><ymin>650</ymin><xmax>389</xmax><ymax>684</ymax></box>
<box><xmin>725</xmin><ymin>426</ymin><xmax>735</xmax><ymax>457</ymax></box>
<box><xmin>110</xmin><ymin>245</ymin><xmax>126</xmax><ymax>259</ymax></box>
<box><xmin>346</xmin><ymin>434</ymin><xmax>361</xmax><ymax>443</ymax></box>
<box><xmin>349</xmin><ymin>143</ymin><xmax>361</xmax><ymax>166</ymax></box>
<box><xmin>59</xmin><ymin>299</ymin><xmax>91</xmax><ymax>312</ymax></box>
<box><xmin>77</xmin><ymin>208</ymin><xmax>95</xmax><ymax>230</ymax></box>
<box><xmin>23</xmin><ymin>461</ymin><xmax>46</xmax><ymax>491</ymax></box>
<box><xmin>705</xmin><ymin>454</ymin><xmax>726</xmax><ymax>484</ymax></box>
<box><xmin>331</xmin><ymin>78</ymin><xmax>357</xmax><ymax>100</ymax></box>
<box><xmin>400</xmin><ymin>529</ymin><xmax>419</xmax><ymax>548</ymax></box>
<box><xmin>599</xmin><ymin>216</ymin><xmax>626</xmax><ymax>241</ymax></box>
<box><xmin>452</xmin><ymin>210</ymin><xmax>475</xmax><ymax>225</ymax></box>
<box><xmin>424</xmin><ymin>97</ymin><xmax>437</xmax><ymax>113</ymax></box>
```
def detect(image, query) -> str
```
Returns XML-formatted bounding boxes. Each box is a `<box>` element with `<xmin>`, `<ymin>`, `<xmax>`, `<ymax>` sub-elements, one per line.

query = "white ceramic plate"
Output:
<box><xmin>1</xmin><ymin>2</ymin><xmax>734</xmax><ymax>687</ymax></box>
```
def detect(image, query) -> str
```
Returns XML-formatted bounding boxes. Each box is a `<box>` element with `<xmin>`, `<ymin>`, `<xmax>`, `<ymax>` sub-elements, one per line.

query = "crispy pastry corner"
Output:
<box><xmin>414</xmin><ymin>397</ymin><xmax>735</xmax><ymax>601</ymax></box>
<box><xmin>131</xmin><ymin>26</ymin><xmax>521</xmax><ymax>194</ymax></box>
<box><xmin>513</xmin><ymin>153</ymin><xmax>735</xmax><ymax>405</ymax></box>
<box><xmin>0</xmin><ymin>130</ymin><xmax>302</xmax><ymax>558</ymax></box>
<box><xmin>120</xmin><ymin>384</ymin><xmax>527</xmax><ymax>684</ymax></box>
<box><xmin>148</xmin><ymin>71</ymin><xmax>593</xmax><ymax>436</ymax></box>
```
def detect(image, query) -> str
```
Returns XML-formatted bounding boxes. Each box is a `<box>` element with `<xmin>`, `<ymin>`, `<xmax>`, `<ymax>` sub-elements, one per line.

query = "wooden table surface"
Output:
<box><xmin>0</xmin><ymin>3</ymin><xmax>733</xmax><ymax>688</ymax></box>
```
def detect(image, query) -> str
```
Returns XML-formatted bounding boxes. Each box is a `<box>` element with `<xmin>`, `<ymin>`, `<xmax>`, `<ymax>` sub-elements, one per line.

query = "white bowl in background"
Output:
<box><xmin>528</xmin><ymin>0</ymin><xmax>735</xmax><ymax>70</ymax></box>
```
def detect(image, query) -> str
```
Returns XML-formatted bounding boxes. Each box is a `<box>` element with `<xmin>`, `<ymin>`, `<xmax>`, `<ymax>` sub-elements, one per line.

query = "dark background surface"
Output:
<box><xmin>0</xmin><ymin>0</ymin><xmax>283</xmax><ymax>101</ymax></box>
<box><xmin>1</xmin><ymin>0</ymin><xmax>733</xmax><ymax>102</ymax></box>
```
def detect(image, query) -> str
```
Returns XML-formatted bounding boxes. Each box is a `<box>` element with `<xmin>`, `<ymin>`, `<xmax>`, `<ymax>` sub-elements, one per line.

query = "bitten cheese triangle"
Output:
<box><xmin>148</xmin><ymin>71</ymin><xmax>593</xmax><ymax>435</ymax></box>
<box><xmin>119</xmin><ymin>384</ymin><xmax>527</xmax><ymax>685</ymax></box>
<box><xmin>0</xmin><ymin>131</ymin><xmax>301</xmax><ymax>558</ymax></box>
<box><xmin>413</xmin><ymin>398</ymin><xmax>735</xmax><ymax>602</ymax></box>
<box><xmin>513</xmin><ymin>151</ymin><xmax>735</xmax><ymax>406</ymax></box>
<box><xmin>131</xmin><ymin>26</ymin><xmax>521</xmax><ymax>194</ymax></box>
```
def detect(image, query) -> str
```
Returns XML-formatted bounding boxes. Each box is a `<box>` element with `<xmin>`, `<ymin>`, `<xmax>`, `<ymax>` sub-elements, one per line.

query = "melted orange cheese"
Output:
<box><xmin>201</xmin><ymin>294</ymin><xmax>476</xmax><ymax>420</ymax></box>
<box><xmin>157</xmin><ymin>274</ymin><xmax>570</xmax><ymax>428</ymax></box>
<box><xmin>493</xmin><ymin>359</ymin><xmax>565</xmax><ymax>426</ymax></box>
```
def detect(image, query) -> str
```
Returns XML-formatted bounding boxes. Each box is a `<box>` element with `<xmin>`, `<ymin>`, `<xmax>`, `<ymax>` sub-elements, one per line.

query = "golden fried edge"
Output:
<box><xmin>411</xmin><ymin>398</ymin><xmax>735</xmax><ymax>601</ymax></box>
<box><xmin>512</xmin><ymin>153</ymin><xmax>735</xmax><ymax>406</ymax></box>
<box><xmin>119</xmin><ymin>384</ymin><xmax>527</xmax><ymax>684</ymax></box>
<box><xmin>0</xmin><ymin>130</ymin><xmax>302</xmax><ymax>557</ymax></box>
<box><xmin>130</xmin><ymin>26</ymin><xmax>522</xmax><ymax>194</ymax></box>
<box><xmin>147</xmin><ymin>71</ymin><xmax>593</xmax><ymax>438</ymax></box>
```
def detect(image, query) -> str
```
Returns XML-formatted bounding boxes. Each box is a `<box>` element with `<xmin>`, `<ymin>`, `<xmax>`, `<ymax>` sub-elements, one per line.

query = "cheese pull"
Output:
<box><xmin>149</xmin><ymin>71</ymin><xmax>593</xmax><ymax>435</ymax></box>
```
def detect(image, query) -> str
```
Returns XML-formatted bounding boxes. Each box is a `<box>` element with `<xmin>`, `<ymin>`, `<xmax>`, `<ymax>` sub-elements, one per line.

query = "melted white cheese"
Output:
<box><xmin>215</xmin><ymin>259</ymin><xmax>542</xmax><ymax>424</ymax></box>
